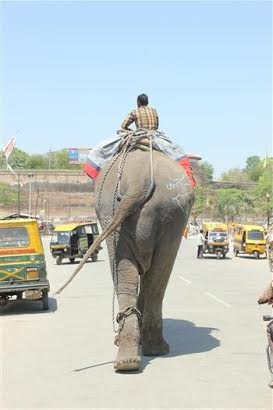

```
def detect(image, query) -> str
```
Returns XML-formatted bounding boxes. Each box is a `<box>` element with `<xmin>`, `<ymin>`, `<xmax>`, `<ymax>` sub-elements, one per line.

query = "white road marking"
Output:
<box><xmin>204</xmin><ymin>291</ymin><xmax>231</xmax><ymax>308</ymax></box>
<box><xmin>178</xmin><ymin>275</ymin><xmax>192</xmax><ymax>284</ymax></box>
<box><xmin>178</xmin><ymin>275</ymin><xmax>231</xmax><ymax>308</ymax></box>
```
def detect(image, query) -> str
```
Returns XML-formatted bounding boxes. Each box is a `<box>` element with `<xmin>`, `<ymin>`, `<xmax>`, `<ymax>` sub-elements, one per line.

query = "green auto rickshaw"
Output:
<box><xmin>0</xmin><ymin>218</ymin><xmax>50</xmax><ymax>310</ymax></box>
<box><xmin>50</xmin><ymin>221</ymin><xmax>101</xmax><ymax>264</ymax></box>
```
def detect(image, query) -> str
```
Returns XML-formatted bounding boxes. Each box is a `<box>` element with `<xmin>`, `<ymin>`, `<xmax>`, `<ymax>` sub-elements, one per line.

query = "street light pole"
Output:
<box><xmin>28</xmin><ymin>173</ymin><xmax>34</xmax><ymax>218</ymax></box>
<box><xmin>266</xmin><ymin>192</ymin><xmax>270</xmax><ymax>228</ymax></box>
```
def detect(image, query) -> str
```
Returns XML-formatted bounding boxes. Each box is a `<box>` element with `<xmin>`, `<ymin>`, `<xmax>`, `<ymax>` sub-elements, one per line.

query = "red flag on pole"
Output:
<box><xmin>2</xmin><ymin>137</ymin><xmax>16</xmax><ymax>174</ymax></box>
<box><xmin>2</xmin><ymin>137</ymin><xmax>16</xmax><ymax>160</ymax></box>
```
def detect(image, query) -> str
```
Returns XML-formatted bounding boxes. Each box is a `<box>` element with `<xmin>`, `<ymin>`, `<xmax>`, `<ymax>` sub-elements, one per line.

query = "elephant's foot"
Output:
<box><xmin>141</xmin><ymin>324</ymin><xmax>169</xmax><ymax>356</ymax></box>
<box><xmin>114</xmin><ymin>344</ymin><xmax>141</xmax><ymax>371</ymax></box>
<box><xmin>113</xmin><ymin>315</ymin><xmax>141</xmax><ymax>372</ymax></box>
<box><xmin>142</xmin><ymin>338</ymin><xmax>169</xmax><ymax>356</ymax></box>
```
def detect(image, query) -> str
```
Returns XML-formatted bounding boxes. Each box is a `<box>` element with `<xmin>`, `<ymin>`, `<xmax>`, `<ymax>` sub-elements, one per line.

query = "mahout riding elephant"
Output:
<box><xmin>57</xmin><ymin>148</ymin><xmax>194</xmax><ymax>371</ymax></box>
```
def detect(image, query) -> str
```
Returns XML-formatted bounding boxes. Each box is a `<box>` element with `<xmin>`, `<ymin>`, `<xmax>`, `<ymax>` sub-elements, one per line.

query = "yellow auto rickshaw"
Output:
<box><xmin>202</xmin><ymin>222</ymin><xmax>229</xmax><ymax>259</ymax></box>
<box><xmin>0</xmin><ymin>218</ymin><xmax>50</xmax><ymax>310</ymax></box>
<box><xmin>50</xmin><ymin>221</ymin><xmax>101</xmax><ymax>264</ymax></box>
<box><xmin>233</xmin><ymin>224</ymin><xmax>266</xmax><ymax>259</ymax></box>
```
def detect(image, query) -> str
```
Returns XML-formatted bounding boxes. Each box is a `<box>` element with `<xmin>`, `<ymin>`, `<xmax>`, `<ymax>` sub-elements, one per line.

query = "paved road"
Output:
<box><xmin>1</xmin><ymin>237</ymin><xmax>272</xmax><ymax>409</ymax></box>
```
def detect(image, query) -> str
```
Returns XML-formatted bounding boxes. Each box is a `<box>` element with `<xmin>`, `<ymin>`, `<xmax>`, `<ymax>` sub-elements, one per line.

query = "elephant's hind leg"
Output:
<box><xmin>114</xmin><ymin>258</ymin><xmax>141</xmax><ymax>372</ymax></box>
<box><xmin>141</xmin><ymin>236</ymin><xmax>181</xmax><ymax>356</ymax></box>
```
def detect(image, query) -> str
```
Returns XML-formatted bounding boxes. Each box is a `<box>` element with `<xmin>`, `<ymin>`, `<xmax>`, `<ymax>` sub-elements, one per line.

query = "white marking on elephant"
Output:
<box><xmin>204</xmin><ymin>292</ymin><xmax>231</xmax><ymax>308</ymax></box>
<box><xmin>178</xmin><ymin>275</ymin><xmax>192</xmax><ymax>284</ymax></box>
<box><xmin>166</xmin><ymin>176</ymin><xmax>187</xmax><ymax>191</ymax></box>
<box><xmin>172</xmin><ymin>193</ymin><xmax>189</xmax><ymax>210</ymax></box>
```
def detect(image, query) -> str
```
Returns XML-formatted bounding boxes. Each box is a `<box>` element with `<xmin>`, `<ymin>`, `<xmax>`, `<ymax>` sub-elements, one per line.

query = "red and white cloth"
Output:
<box><xmin>84</xmin><ymin>130</ymin><xmax>196</xmax><ymax>187</ymax></box>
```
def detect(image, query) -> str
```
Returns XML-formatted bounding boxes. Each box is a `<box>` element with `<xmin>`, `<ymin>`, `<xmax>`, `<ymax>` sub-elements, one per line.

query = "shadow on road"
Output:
<box><xmin>55</xmin><ymin>259</ymin><xmax>106</xmax><ymax>266</ymax></box>
<box><xmin>142</xmin><ymin>318</ymin><xmax>220</xmax><ymax>370</ymax></box>
<box><xmin>74</xmin><ymin>361</ymin><xmax>114</xmax><ymax>372</ymax></box>
<box><xmin>200</xmin><ymin>256</ymin><xmax>232</xmax><ymax>261</ymax></box>
<box><xmin>73</xmin><ymin>318</ymin><xmax>220</xmax><ymax>374</ymax></box>
<box><xmin>234</xmin><ymin>255</ymin><xmax>267</xmax><ymax>260</ymax></box>
<box><xmin>0</xmin><ymin>297</ymin><xmax>58</xmax><ymax>316</ymax></box>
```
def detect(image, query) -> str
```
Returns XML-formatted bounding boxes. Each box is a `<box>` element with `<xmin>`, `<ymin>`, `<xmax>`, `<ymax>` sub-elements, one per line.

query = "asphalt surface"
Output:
<box><xmin>1</xmin><ymin>236</ymin><xmax>272</xmax><ymax>409</ymax></box>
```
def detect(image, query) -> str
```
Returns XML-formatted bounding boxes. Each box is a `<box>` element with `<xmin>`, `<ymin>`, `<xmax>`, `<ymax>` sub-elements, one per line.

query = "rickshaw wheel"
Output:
<box><xmin>69</xmin><ymin>258</ymin><xmax>75</xmax><ymax>263</ymax></box>
<box><xmin>56</xmin><ymin>255</ymin><xmax>63</xmax><ymax>265</ymax></box>
<box><xmin>216</xmin><ymin>251</ymin><xmax>221</xmax><ymax>260</ymax></box>
<box><xmin>91</xmin><ymin>253</ymin><xmax>98</xmax><ymax>262</ymax></box>
<box><xmin>42</xmin><ymin>291</ymin><xmax>49</xmax><ymax>310</ymax></box>
<box><xmin>254</xmin><ymin>251</ymin><xmax>260</xmax><ymax>259</ymax></box>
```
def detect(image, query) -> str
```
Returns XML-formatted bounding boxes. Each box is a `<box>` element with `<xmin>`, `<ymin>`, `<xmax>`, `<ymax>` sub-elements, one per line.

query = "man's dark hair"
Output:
<box><xmin>137</xmin><ymin>94</ymin><xmax>149</xmax><ymax>107</ymax></box>
<box><xmin>200</xmin><ymin>229</ymin><xmax>203</xmax><ymax>234</ymax></box>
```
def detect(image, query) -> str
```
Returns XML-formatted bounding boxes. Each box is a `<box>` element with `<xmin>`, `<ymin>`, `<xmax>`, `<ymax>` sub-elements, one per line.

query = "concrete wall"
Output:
<box><xmin>0</xmin><ymin>170</ymin><xmax>96</xmax><ymax>220</ymax></box>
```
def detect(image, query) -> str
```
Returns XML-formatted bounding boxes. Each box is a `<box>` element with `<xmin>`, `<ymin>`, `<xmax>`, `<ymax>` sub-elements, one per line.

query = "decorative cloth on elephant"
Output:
<box><xmin>83</xmin><ymin>129</ymin><xmax>196</xmax><ymax>187</ymax></box>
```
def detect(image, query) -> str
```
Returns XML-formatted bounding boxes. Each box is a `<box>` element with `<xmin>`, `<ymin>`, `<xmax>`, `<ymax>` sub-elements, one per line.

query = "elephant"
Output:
<box><xmin>56</xmin><ymin>147</ymin><xmax>194</xmax><ymax>371</ymax></box>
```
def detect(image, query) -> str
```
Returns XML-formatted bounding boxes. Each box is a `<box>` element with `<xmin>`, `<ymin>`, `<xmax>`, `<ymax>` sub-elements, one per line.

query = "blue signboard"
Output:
<box><xmin>68</xmin><ymin>148</ymin><xmax>91</xmax><ymax>164</ymax></box>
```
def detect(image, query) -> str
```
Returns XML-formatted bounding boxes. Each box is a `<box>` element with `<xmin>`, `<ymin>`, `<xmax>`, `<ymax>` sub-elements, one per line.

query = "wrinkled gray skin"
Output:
<box><xmin>95</xmin><ymin>149</ymin><xmax>194</xmax><ymax>371</ymax></box>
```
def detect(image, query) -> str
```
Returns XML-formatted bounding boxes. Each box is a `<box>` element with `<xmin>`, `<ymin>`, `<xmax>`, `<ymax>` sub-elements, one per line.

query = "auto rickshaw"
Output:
<box><xmin>202</xmin><ymin>222</ymin><xmax>229</xmax><ymax>259</ymax></box>
<box><xmin>50</xmin><ymin>221</ymin><xmax>101</xmax><ymax>264</ymax></box>
<box><xmin>233</xmin><ymin>224</ymin><xmax>266</xmax><ymax>259</ymax></box>
<box><xmin>0</xmin><ymin>218</ymin><xmax>50</xmax><ymax>310</ymax></box>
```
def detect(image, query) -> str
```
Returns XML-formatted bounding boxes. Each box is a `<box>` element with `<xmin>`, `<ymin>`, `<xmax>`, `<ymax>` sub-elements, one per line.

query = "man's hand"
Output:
<box><xmin>258</xmin><ymin>281</ymin><xmax>273</xmax><ymax>305</ymax></box>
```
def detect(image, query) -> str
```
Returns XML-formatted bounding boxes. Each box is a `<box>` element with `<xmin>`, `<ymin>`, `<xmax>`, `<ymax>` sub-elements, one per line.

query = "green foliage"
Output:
<box><xmin>26</xmin><ymin>154</ymin><xmax>48</xmax><ymax>169</ymax></box>
<box><xmin>0</xmin><ymin>148</ymin><xmax>81</xmax><ymax>170</ymax></box>
<box><xmin>50</xmin><ymin>150</ymin><xmax>68</xmax><ymax>169</ymax></box>
<box><xmin>214</xmin><ymin>188</ymin><xmax>253</xmax><ymax>221</ymax></box>
<box><xmin>254</xmin><ymin>158</ymin><xmax>273</xmax><ymax>215</ymax></box>
<box><xmin>244</xmin><ymin>155</ymin><xmax>263</xmax><ymax>182</ymax></box>
<box><xmin>0</xmin><ymin>152</ymin><xmax>6</xmax><ymax>169</ymax></box>
<box><xmin>0</xmin><ymin>182</ymin><xmax>18</xmax><ymax>206</ymax></box>
<box><xmin>192</xmin><ymin>186</ymin><xmax>208</xmax><ymax>216</ymax></box>
<box><xmin>220</xmin><ymin>168</ymin><xmax>249</xmax><ymax>183</ymax></box>
<box><xmin>194</xmin><ymin>161</ymin><xmax>214</xmax><ymax>186</ymax></box>
<box><xmin>7</xmin><ymin>148</ymin><xmax>30</xmax><ymax>170</ymax></box>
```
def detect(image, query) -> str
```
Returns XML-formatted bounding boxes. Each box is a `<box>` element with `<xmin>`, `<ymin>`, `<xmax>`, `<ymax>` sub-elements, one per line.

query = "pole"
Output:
<box><xmin>29</xmin><ymin>178</ymin><xmax>32</xmax><ymax>217</ymax></box>
<box><xmin>47</xmin><ymin>200</ymin><xmax>50</xmax><ymax>221</ymax></box>
<box><xmin>68</xmin><ymin>184</ymin><xmax>71</xmax><ymax>220</ymax></box>
<box><xmin>28</xmin><ymin>173</ymin><xmax>34</xmax><ymax>218</ymax></box>
<box><xmin>43</xmin><ymin>199</ymin><xmax>47</xmax><ymax>221</ymax></box>
<box><xmin>48</xmin><ymin>146</ymin><xmax>52</xmax><ymax>170</ymax></box>
<box><xmin>17</xmin><ymin>173</ymin><xmax>21</xmax><ymax>215</ymax></box>
<box><xmin>35</xmin><ymin>188</ymin><xmax>39</xmax><ymax>218</ymax></box>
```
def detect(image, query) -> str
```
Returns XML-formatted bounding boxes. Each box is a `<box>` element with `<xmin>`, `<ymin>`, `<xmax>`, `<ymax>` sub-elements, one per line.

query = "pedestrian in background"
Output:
<box><xmin>197</xmin><ymin>229</ymin><xmax>205</xmax><ymax>258</ymax></box>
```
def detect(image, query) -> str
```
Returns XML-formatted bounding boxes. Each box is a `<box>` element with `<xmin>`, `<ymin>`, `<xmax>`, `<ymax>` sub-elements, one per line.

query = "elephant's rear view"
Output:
<box><xmin>95</xmin><ymin>147</ymin><xmax>195</xmax><ymax>371</ymax></box>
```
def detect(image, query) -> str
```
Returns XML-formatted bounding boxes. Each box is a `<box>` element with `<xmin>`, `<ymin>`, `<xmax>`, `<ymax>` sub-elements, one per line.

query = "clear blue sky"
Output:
<box><xmin>1</xmin><ymin>1</ymin><xmax>272</xmax><ymax>177</ymax></box>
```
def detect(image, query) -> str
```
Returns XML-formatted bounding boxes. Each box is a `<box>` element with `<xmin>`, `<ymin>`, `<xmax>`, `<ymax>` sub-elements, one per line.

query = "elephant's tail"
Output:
<box><xmin>54</xmin><ymin>180</ymin><xmax>155</xmax><ymax>295</ymax></box>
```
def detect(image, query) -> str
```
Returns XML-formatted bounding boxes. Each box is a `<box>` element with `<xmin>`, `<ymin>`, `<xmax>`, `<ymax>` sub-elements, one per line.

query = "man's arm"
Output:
<box><xmin>121</xmin><ymin>110</ymin><xmax>136</xmax><ymax>130</ymax></box>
